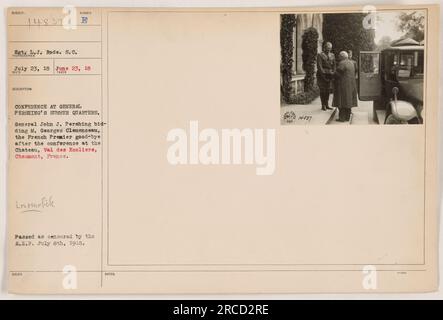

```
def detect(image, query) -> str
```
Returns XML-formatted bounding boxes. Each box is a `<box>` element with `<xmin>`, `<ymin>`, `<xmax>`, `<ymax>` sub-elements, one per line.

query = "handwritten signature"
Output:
<box><xmin>16</xmin><ymin>196</ymin><xmax>55</xmax><ymax>213</ymax></box>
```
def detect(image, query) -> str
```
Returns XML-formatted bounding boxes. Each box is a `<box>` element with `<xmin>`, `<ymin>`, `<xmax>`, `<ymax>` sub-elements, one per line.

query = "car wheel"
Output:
<box><xmin>385</xmin><ymin>114</ymin><xmax>408</xmax><ymax>124</ymax></box>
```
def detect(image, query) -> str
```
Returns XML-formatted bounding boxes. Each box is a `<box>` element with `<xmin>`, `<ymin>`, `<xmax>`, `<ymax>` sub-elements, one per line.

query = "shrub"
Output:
<box><xmin>288</xmin><ymin>86</ymin><xmax>320</xmax><ymax>104</ymax></box>
<box><xmin>322</xmin><ymin>13</ymin><xmax>375</xmax><ymax>58</ymax></box>
<box><xmin>280</xmin><ymin>14</ymin><xmax>296</xmax><ymax>103</ymax></box>
<box><xmin>301</xmin><ymin>27</ymin><xmax>319</xmax><ymax>92</ymax></box>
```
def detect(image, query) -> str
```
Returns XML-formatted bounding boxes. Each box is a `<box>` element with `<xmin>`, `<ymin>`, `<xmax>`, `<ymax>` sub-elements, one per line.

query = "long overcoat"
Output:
<box><xmin>332</xmin><ymin>59</ymin><xmax>358</xmax><ymax>109</ymax></box>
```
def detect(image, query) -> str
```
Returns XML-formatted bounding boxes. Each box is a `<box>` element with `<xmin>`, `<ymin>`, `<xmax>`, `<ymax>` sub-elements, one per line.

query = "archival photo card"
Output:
<box><xmin>6</xmin><ymin>5</ymin><xmax>440</xmax><ymax>294</ymax></box>
<box><xmin>280</xmin><ymin>10</ymin><xmax>426</xmax><ymax>125</ymax></box>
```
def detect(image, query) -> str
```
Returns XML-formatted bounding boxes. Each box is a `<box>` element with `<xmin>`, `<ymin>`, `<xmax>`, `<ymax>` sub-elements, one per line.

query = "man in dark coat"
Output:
<box><xmin>316</xmin><ymin>42</ymin><xmax>336</xmax><ymax>111</ymax></box>
<box><xmin>333</xmin><ymin>51</ymin><xmax>358</xmax><ymax>122</ymax></box>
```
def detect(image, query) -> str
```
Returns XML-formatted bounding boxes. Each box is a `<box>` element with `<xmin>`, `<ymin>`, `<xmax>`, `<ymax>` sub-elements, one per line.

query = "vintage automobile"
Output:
<box><xmin>358</xmin><ymin>38</ymin><xmax>424</xmax><ymax>124</ymax></box>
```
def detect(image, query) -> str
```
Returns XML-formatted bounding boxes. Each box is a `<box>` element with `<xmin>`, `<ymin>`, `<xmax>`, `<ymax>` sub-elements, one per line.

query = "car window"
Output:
<box><xmin>399</xmin><ymin>51</ymin><xmax>424</xmax><ymax>79</ymax></box>
<box><xmin>384</xmin><ymin>51</ymin><xmax>399</xmax><ymax>81</ymax></box>
<box><xmin>360</xmin><ymin>53</ymin><xmax>379</xmax><ymax>74</ymax></box>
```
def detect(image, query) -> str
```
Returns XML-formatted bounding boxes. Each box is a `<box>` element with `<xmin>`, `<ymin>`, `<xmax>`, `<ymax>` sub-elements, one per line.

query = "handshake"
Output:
<box><xmin>323</xmin><ymin>69</ymin><xmax>335</xmax><ymax>80</ymax></box>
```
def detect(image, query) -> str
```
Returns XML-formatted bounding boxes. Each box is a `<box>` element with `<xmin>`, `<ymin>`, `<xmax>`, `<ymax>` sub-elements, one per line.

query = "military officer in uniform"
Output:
<box><xmin>316</xmin><ymin>42</ymin><xmax>336</xmax><ymax>111</ymax></box>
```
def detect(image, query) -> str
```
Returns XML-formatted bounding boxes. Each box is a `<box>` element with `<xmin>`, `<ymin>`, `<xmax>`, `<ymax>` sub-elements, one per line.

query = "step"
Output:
<box><xmin>350</xmin><ymin>111</ymin><xmax>369</xmax><ymax>125</ymax></box>
<box><xmin>328</xmin><ymin>108</ymin><xmax>351</xmax><ymax>125</ymax></box>
<box><xmin>325</xmin><ymin>107</ymin><xmax>338</xmax><ymax>124</ymax></box>
<box><xmin>375</xmin><ymin>110</ymin><xmax>387</xmax><ymax>124</ymax></box>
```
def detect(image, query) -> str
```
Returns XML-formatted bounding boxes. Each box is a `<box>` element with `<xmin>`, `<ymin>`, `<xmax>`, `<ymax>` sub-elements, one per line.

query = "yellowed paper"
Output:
<box><xmin>7</xmin><ymin>5</ymin><xmax>440</xmax><ymax>293</ymax></box>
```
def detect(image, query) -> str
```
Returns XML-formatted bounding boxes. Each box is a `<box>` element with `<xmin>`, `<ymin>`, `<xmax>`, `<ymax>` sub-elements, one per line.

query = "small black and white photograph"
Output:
<box><xmin>280</xmin><ymin>10</ymin><xmax>425</xmax><ymax>125</ymax></box>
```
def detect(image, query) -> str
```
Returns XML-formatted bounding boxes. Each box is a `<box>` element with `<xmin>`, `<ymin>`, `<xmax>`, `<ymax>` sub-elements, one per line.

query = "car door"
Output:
<box><xmin>358</xmin><ymin>51</ymin><xmax>382</xmax><ymax>101</ymax></box>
